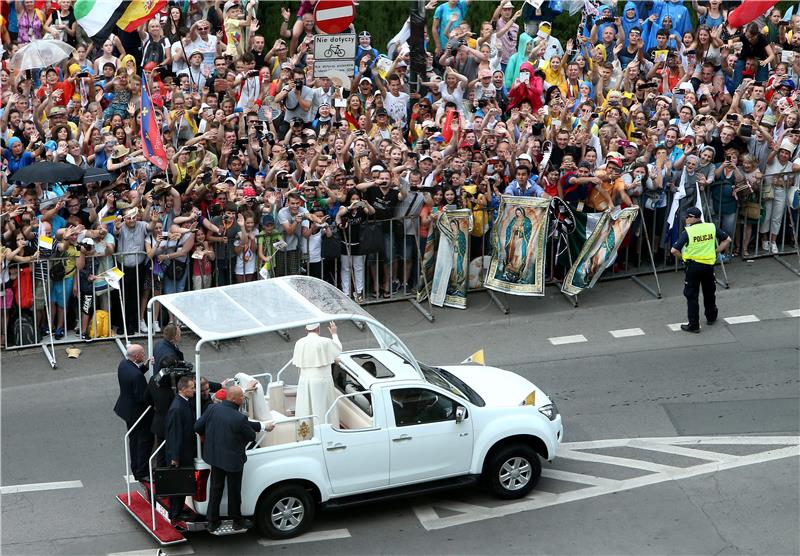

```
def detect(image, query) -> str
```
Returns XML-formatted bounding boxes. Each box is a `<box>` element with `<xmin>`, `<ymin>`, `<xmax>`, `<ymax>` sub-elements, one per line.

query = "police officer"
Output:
<box><xmin>670</xmin><ymin>207</ymin><xmax>731</xmax><ymax>333</ymax></box>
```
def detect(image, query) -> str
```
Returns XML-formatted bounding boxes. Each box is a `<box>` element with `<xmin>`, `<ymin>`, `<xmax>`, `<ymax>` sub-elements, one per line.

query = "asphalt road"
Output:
<box><xmin>2</xmin><ymin>257</ymin><xmax>799</xmax><ymax>556</ymax></box>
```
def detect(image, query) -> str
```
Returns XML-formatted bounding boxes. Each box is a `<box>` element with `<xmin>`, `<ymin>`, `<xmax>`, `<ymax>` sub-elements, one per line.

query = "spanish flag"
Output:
<box><xmin>461</xmin><ymin>349</ymin><xmax>485</xmax><ymax>365</ymax></box>
<box><xmin>117</xmin><ymin>0</ymin><xmax>167</xmax><ymax>33</ymax></box>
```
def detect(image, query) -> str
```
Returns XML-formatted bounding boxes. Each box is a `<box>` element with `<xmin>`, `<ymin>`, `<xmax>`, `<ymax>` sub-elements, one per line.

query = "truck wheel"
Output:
<box><xmin>255</xmin><ymin>484</ymin><xmax>316</xmax><ymax>539</ymax></box>
<box><xmin>484</xmin><ymin>444</ymin><xmax>541</xmax><ymax>500</ymax></box>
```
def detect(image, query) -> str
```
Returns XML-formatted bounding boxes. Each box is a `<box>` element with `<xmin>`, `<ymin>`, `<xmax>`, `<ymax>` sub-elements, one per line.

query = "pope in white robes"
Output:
<box><xmin>293</xmin><ymin>322</ymin><xmax>341</xmax><ymax>425</ymax></box>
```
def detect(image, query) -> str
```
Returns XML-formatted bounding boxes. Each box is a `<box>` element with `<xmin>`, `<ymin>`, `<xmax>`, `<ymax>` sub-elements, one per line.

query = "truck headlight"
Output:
<box><xmin>538</xmin><ymin>402</ymin><xmax>558</xmax><ymax>421</ymax></box>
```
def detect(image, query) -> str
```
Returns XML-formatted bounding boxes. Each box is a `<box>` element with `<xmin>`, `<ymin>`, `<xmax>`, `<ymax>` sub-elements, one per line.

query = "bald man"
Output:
<box><xmin>114</xmin><ymin>344</ymin><xmax>154</xmax><ymax>482</ymax></box>
<box><xmin>195</xmin><ymin>385</ymin><xmax>273</xmax><ymax>532</ymax></box>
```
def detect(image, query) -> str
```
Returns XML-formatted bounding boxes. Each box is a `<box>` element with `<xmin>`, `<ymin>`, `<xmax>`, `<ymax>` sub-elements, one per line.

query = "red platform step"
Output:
<box><xmin>116</xmin><ymin>491</ymin><xmax>186</xmax><ymax>545</ymax></box>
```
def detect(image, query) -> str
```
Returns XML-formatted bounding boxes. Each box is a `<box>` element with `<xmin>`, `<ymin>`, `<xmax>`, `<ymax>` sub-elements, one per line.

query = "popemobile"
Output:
<box><xmin>116</xmin><ymin>276</ymin><xmax>563</xmax><ymax>545</ymax></box>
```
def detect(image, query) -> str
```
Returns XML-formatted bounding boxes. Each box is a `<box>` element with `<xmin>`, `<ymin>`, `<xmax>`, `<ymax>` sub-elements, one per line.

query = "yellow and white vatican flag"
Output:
<box><xmin>461</xmin><ymin>349</ymin><xmax>485</xmax><ymax>365</ymax></box>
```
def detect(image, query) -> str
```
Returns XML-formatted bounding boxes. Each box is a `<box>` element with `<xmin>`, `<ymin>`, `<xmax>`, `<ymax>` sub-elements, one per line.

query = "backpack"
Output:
<box><xmin>87</xmin><ymin>310</ymin><xmax>111</xmax><ymax>339</ymax></box>
<box><xmin>9</xmin><ymin>311</ymin><xmax>38</xmax><ymax>347</ymax></box>
<box><xmin>49</xmin><ymin>259</ymin><xmax>66</xmax><ymax>281</ymax></box>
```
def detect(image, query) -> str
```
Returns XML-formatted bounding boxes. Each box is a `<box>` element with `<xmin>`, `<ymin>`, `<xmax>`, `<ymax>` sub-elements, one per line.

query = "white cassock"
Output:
<box><xmin>293</xmin><ymin>332</ymin><xmax>341</xmax><ymax>425</ymax></box>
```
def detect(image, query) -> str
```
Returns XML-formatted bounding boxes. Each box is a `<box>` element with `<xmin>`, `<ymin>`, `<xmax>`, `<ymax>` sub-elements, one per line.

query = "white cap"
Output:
<box><xmin>778</xmin><ymin>138</ymin><xmax>795</xmax><ymax>153</ymax></box>
<box><xmin>517</xmin><ymin>153</ymin><xmax>532</xmax><ymax>163</ymax></box>
<box><xmin>305</xmin><ymin>323</ymin><xmax>320</xmax><ymax>331</ymax></box>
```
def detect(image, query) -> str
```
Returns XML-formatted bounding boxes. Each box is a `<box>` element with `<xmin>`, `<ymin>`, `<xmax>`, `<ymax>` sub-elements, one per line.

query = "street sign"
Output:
<box><xmin>314</xmin><ymin>0</ymin><xmax>355</xmax><ymax>35</ymax></box>
<box><xmin>313</xmin><ymin>34</ymin><xmax>356</xmax><ymax>79</ymax></box>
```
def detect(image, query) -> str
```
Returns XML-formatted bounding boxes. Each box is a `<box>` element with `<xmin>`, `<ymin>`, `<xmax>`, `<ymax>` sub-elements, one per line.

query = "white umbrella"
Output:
<box><xmin>9</xmin><ymin>39</ymin><xmax>75</xmax><ymax>71</ymax></box>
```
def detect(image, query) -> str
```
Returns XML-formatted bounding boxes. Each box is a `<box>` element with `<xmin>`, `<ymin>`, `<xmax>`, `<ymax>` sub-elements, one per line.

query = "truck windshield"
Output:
<box><xmin>419</xmin><ymin>363</ymin><xmax>486</xmax><ymax>407</ymax></box>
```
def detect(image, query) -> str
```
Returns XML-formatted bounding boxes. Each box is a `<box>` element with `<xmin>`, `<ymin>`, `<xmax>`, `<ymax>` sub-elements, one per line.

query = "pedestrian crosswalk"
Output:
<box><xmin>411</xmin><ymin>436</ymin><xmax>800</xmax><ymax>532</ymax></box>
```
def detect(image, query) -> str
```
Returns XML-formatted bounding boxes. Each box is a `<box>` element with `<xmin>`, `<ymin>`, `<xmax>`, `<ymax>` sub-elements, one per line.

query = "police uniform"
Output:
<box><xmin>672</xmin><ymin>216</ymin><xmax>729</xmax><ymax>331</ymax></box>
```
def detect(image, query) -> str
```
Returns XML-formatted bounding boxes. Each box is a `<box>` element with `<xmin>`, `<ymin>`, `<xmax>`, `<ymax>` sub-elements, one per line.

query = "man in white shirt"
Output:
<box><xmin>185</xmin><ymin>19</ymin><xmax>220</xmax><ymax>74</ymax></box>
<box><xmin>380</xmin><ymin>73</ymin><xmax>410</xmax><ymax>125</ymax></box>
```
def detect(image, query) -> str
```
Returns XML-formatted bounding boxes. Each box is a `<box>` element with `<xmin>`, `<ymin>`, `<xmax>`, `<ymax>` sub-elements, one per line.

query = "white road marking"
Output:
<box><xmin>541</xmin><ymin>469</ymin><xmax>620</xmax><ymax>487</ymax></box>
<box><xmin>0</xmin><ymin>480</ymin><xmax>83</xmax><ymax>494</ymax></box>
<box><xmin>625</xmin><ymin>440</ymin><xmax>729</xmax><ymax>463</ymax></box>
<box><xmin>783</xmin><ymin>309</ymin><xmax>800</xmax><ymax>318</ymax></box>
<box><xmin>108</xmin><ymin>546</ymin><xmax>194</xmax><ymax>556</ymax></box>
<box><xmin>548</xmin><ymin>334</ymin><xmax>587</xmax><ymax>345</ymax></box>
<box><xmin>257</xmin><ymin>528</ymin><xmax>351</xmax><ymax>546</ymax></box>
<box><xmin>412</xmin><ymin>436</ymin><xmax>800</xmax><ymax>531</ymax></box>
<box><xmin>557</xmin><ymin>449</ymin><xmax>679</xmax><ymax>474</ymax></box>
<box><xmin>723</xmin><ymin>314</ymin><xmax>760</xmax><ymax>324</ymax></box>
<box><xmin>609</xmin><ymin>328</ymin><xmax>645</xmax><ymax>338</ymax></box>
<box><xmin>666</xmin><ymin>322</ymin><xmax>688</xmax><ymax>331</ymax></box>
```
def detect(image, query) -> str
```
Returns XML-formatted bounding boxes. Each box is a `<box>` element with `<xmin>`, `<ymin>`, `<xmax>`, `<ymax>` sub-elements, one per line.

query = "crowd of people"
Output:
<box><xmin>2</xmin><ymin>0</ymin><xmax>800</xmax><ymax>345</ymax></box>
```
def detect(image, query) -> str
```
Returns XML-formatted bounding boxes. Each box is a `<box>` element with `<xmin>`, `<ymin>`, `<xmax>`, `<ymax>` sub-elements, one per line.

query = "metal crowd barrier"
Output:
<box><xmin>4</xmin><ymin>182</ymin><xmax>797</xmax><ymax>364</ymax></box>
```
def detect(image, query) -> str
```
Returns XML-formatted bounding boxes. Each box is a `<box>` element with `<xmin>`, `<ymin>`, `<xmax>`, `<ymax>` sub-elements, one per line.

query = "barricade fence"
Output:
<box><xmin>2</xmin><ymin>184</ymin><xmax>798</xmax><ymax>359</ymax></box>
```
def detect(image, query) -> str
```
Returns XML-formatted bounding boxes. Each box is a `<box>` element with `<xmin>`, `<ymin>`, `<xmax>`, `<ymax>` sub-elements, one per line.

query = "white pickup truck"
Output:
<box><xmin>119</xmin><ymin>277</ymin><xmax>562</xmax><ymax>544</ymax></box>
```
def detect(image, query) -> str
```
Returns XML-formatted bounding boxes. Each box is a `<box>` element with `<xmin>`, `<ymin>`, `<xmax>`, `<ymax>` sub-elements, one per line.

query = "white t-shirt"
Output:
<box><xmin>384</xmin><ymin>91</ymin><xmax>410</xmax><ymax>124</ymax></box>
<box><xmin>171</xmin><ymin>41</ymin><xmax>189</xmax><ymax>75</ymax></box>
<box><xmin>185</xmin><ymin>35</ymin><xmax>218</xmax><ymax>73</ymax></box>
<box><xmin>301</xmin><ymin>221</ymin><xmax>322</xmax><ymax>262</ymax></box>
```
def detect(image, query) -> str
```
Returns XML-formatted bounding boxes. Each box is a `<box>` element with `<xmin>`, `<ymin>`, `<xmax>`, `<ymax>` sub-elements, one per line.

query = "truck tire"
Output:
<box><xmin>484</xmin><ymin>444</ymin><xmax>541</xmax><ymax>499</ymax></box>
<box><xmin>255</xmin><ymin>484</ymin><xmax>316</xmax><ymax>539</ymax></box>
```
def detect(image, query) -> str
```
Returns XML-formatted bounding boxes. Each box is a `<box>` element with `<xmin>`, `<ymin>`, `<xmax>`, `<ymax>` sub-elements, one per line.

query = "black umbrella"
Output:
<box><xmin>82</xmin><ymin>167</ymin><xmax>114</xmax><ymax>184</ymax></box>
<box><xmin>10</xmin><ymin>161</ymin><xmax>85</xmax><ymax>185</ymax></box>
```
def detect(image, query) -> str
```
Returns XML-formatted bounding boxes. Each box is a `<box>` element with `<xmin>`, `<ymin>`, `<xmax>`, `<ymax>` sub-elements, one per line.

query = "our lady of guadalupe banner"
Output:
<box><xmin>485</xmin><ymin>196</ymin><xmax>550</xmax><ymax>296</ymax></box>
<box><xmin>417</xmin><ymin>208</ymin><xmax>471</xmax><ymax>309</ymax></box>
<box><xmin>561</xmin><ymin>206</ymin><xmax>639</xmax><ymax>296</ymax></box>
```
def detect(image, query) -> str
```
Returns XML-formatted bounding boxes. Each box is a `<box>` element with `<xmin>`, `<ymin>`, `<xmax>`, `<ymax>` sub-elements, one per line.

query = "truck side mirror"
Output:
<box><xmin>455</xmin><ymin>406</ymin><xmax>467</xmax><ymax>424</ymax></box>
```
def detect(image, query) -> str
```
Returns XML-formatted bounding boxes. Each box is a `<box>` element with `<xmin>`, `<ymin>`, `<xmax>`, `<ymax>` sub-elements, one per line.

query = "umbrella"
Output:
<box><xmin>10</xmin><ymin>161</ymin><xmax>85</xmax><ymax>185</ymax></box>
<box><xmin>82</xmin><ymin>167</ymin><xmax>113</xmax><ymax>184</ymax></box>
<box><xmin>9</xmin><ymin>39</ymin><xmax>75</xmax><ymax>71</ymax></box>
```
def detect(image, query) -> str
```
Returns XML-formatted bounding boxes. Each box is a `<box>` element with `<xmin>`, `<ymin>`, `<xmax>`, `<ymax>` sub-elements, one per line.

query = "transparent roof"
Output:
<box><xmin>153</xmin><ymin>276</ymin><xmax>373</xmax><ymax>342</ymax></box>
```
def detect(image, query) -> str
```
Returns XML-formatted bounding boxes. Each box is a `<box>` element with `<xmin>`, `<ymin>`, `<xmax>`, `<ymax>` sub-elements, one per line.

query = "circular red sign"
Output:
<box><xmin>314</xmin><ymin>0</ymin><xmax>355</xmax><ymax>35</ymax></box>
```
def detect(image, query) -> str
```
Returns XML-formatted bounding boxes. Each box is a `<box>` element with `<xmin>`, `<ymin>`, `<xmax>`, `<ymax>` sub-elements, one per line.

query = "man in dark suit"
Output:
<box><xmin>194</xmin><ymin>385</ymin><xmax>273</xmax><ymax>532</ymax></box>
<box><xmin>143</xmin><ymin>355</ymin><xmax>180</xmax><ymax>469</ymax></box>
<box><xmin>164</xmin><ymin>376</ymin><xmax>196</xmax><ymax>520</ymax></box>
<box><xmin>153</xmin><ymin>323</ymin><xmax>184</xmax><ymax>374</ymax></box>
<box><xmin>114</xmin><ymin>344</ymin><xmax>154</xmax><ymax>482</ymax></box>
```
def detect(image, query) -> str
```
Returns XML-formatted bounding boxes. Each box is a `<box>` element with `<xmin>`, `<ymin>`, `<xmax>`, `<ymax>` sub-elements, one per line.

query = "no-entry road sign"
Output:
<box><xmin>314</xmin><ymin>0</ymin><xmax>355</xmax><ymax>35</ymax></box>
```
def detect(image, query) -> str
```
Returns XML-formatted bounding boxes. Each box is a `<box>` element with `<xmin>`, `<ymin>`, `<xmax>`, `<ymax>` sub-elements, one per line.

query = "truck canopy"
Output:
<box><xmin>147</xmin><ymin>276</ymin><xmax>421</xmax><ymax>377</ymax></box>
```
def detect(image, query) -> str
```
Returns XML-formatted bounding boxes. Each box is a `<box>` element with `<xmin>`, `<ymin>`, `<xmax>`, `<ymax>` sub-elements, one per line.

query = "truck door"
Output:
<box><xmin>320</xmin><ymin>373</ymin><xmax>389</xmax><ymax>495</ymax></box>
<box><xmin>385</xmin><ymin>387</ymin><xmax>473</xmax><ymax>485</ymax></box>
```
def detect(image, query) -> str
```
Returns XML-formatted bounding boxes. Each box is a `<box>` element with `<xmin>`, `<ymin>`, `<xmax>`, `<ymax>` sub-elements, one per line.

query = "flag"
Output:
<box><xmin>117</xmin><ymin>0</ymin><xmax>167</xmax><ymax>33</ymax></box>
<box><xmin>728</xmin><ymin>0</ymin><xmax>779</xmax><ymax>28</ymax></box>
<box><xmin>561</xmin><ymin>207</ymin><xmax>639</xmax><ymax>296</ymax></box>
<box><xmin>461</xmin><ymin>349</ymin><xmax>485</xmax><ymax>365</ymax></box>
<box><xmin>140</xmin><ymin>80</ymin><xmax>168</xmax><ymax>170</ymax></box>
<box><xmin>74</xmin><ymin>0</ymin><xmax>126</xmax><ymax>37</ymax></box>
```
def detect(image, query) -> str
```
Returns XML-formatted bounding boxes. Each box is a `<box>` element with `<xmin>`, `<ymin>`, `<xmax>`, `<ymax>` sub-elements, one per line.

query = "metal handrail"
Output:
<box><xmin>275</xmin><ymin>358</ymin><xmax>294</xmax><ymax>382</ymax></box>
<box><xmin>124</xmin><ymin>406</ymin><xmax>152</xmax><ymax>503</ymax></box>
<box><xmin>149</xmin><ymin>440</ymin><xmax>166</xmax><ymax>530</ymax></box>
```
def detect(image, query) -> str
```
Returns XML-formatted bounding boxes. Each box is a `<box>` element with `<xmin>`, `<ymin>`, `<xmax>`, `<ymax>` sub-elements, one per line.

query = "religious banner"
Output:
<box><xmin>485</xmin><ymin>196</ymin><xmax>550</xmax><ymax>296</ymax></box>
<box><xmin>417</xmin><ymin>209</ymin><xmax>471</xmax><ymax>309</ymax></box>
<box><xmin>561</xmin><ymin>207</ymin><xmax>639</xmax><ymax>296</ymax></box>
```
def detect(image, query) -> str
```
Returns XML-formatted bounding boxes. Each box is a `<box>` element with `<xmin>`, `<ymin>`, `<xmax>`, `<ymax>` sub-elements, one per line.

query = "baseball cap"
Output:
<box><xmin>419</xmin><ymin>155</ymin><xmax>433</xmax><ymax>163</ymax></box>
<box><xmin>516</xmin><ymin>153</ymin><xmax>533</xmax><ymax>164</ymax></box>
<box><xmin>421</xmin><ymin>120</ymin><xmax>436</xmax><ymax>129</ymax></box>
<box><xmin>375</xmin><ymin>108</ymin><xmax>389</xmax><ymax>117</ymax></box>
<box><xmin>359</xmin><ymin>76</ymin><xmax>373</xmax><ymax>84</ymax></box>
<box><xmin>686</xmin><ymin>207</ymin><xmax>702</xmax><ymax>218</ymax></box>
<box><xmin>261</xmin><ymin>214</ymin><xmax>275</xmax><ymax>226</ymax></box>
<box><xmin>606</xmin><ymin>157</ymin><xmax>623</xmax><ymax>168</ymax></box>
<box><xmin>281</xmin><ymin>62</ymin><xmax>294</xmax><ymax>70</ymax></box>
<box><xmin>500</xmin><ymin>0</ymin><xmax>514</xmax><ymax>8</ymax></box>
<box><xmin>370</xmin><ymin>164</ymin><xmax>385</xmax><ymax>173</ymax></box>
<box><xmin>779</xmin><ymin>79</ymin><xmax>796</xmax><ymax>90</ymax></box>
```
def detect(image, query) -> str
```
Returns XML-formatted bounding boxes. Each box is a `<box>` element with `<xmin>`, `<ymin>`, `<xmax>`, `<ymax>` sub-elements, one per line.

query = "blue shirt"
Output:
<box><xmin>3</xmin><ymin>148</ymin><xmax>34</xmax><ymax>175</ymax></box>
<box><xmin>433</xmin><ymin>1</ymin><xmax>468</xmax><ymax>47</ymax></box>
<box><xmin>504</xmin><ymin>178</ymin><xmax>544</xmax><ymax>197</ymax></box>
